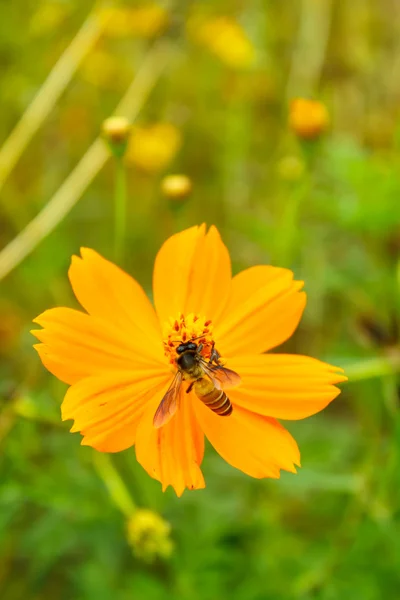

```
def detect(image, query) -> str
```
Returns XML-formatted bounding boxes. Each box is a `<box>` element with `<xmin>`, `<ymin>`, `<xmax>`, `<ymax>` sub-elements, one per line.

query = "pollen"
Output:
<box><xmin>162</xmin><ymin>313</ymin><xmax>214</xmax><ymax>364</ymax></box>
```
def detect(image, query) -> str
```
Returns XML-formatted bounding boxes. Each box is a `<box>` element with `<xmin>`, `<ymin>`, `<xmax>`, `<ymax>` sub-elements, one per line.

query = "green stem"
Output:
<box><xmin>92</xmin><ymin>452</ymin><xmax>136</xmax><ymax>518</ymax></box>
<box><xmin>275</xmin><ymin>176</ymin><xmax>309</xmax><ymax>266</ymax></box>
<box><xmin>114</xmin><ymin>157</ymin><xmax>127</xmax><ymax>263</ymax></box>
<box><xmin>345</xmin><ymin>355</ymin><xmax>400</xmax><ymax>382</ymax></box>
<box><xmin>10</xmin><ymin>396</ymin><xmax>137</xmax><ymax>517</ymax></box>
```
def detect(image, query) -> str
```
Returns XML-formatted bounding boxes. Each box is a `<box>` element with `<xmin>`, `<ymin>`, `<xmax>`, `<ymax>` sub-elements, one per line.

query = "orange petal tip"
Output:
<box><xmin>79</xmin><ymin>246</ymin><xmax>92</xmax><ymax>256</ymax></box>
<box><xmin>80</xmin><ymin>437</ymin><xmax>94</xmax><ymax>447</ymax></box>
<box><xmin>31</xmin><ymin>308</ymin><xmax>64</xmax><ymax>326</ymax></box>
<box><xmin>61</xmin><ymin>404</ymin><xmax>73</xmax><ymax>421</ymax></box>
<box><xmin>69</xmin><ymin>254</ymin><xmax>81</xmax><ymax>267</ymax></box>
<box><xmin>293</xmin><ymin>280</ymin><xmax>305</xmax><ymax>291</ymax></box>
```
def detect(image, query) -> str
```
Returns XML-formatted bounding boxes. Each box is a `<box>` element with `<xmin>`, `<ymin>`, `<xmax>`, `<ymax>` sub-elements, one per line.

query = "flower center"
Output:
<box><xmin>162</xmin><ymin>313</ymin><xmax>214</xmax><ymax>364</ymax></box>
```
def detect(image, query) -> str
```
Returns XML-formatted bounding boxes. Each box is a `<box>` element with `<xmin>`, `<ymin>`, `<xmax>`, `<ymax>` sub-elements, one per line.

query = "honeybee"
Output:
<box><xmin>153</xmin><ymin>340</ymin><xmax>241</xmax><ymax>428</ymax></box>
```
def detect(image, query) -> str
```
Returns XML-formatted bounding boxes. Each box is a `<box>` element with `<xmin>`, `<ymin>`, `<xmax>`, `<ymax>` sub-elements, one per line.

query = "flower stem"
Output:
<box><xmin>275</xmin><ymin>175</ymin><xmax>310</xmax><ymax>266</ymax></box>
<box><xmin>345</xmin><ymin>354</ymin><xmax>400</xmax><ymax>382</ymax></box>
<box><xmin>0</xmin><ymin>39</ymin><xmax>174</xmax><ymax>282</ymax></box>
<box><xmin>92</xmin><ymin>452</ymin><xmax>136</xmax><ymax>518</ymax></box>
<box><xmin>0</xmin><ymin>7</ymin><xmax>105</xmax><ymax>196</ymax></box>
<box><xmin>114</xmin><ymin>157</ymin><xmax>127</xmax><ymax>263</ymax></box>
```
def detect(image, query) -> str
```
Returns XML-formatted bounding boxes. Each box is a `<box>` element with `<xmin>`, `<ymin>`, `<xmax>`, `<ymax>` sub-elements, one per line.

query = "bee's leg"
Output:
<box><xmin>186</xmin><ymin>382</ymin><xmax>195</xmax><ymax>394</ymax></box>
<box><xmin>210</xmin><ymin>343</ymin><xmax>222</xmax><ymax>365</ymax></box>
<box><xmin>197</xmin><ymin>343</ymin><xmax>203</xmax><ymax>353</ymax></box>
<box><xmin>209</xmin><ymin>341</ymin><xmax>216</xmax><ymax>363</ymax></box>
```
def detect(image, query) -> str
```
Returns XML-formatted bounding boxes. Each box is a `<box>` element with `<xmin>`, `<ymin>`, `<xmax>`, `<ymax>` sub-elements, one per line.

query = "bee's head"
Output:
<box><xmin>176</xmin><ymin>341</ymin><xmax>197</xmax><ymax>354</ymax></box>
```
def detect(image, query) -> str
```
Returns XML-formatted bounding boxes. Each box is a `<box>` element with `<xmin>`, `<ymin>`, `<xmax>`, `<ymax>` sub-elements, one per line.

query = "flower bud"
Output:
<box><xmin>102</xmin><ymin>116</ymin><xmax>131</xmax><ymax>159</ymax></box>
<box><xmin>126</xmin><ymin>509</ymin><xmax>173</xmax><ymax>563</ymax></box>
<box><xmin>289</xmin><ymin>98</ymin><xmax>329</xmax><ymax>139</ymax></box>
<box><xmin>161</xmin><ymin>174</ymin><xmax>192</xmax><ymax>199</ymax></box>
<box><xmin>102</xmin><ymin>116</ymin><xmax>131</xmax><ymax>144</ymax></box>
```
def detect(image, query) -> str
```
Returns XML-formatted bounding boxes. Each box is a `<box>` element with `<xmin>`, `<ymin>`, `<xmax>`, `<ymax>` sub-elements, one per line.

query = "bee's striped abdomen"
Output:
<box><xmin>198</xmin><ymin>386</ymin><xmax>233</xmax><ymax>416</ymax></box>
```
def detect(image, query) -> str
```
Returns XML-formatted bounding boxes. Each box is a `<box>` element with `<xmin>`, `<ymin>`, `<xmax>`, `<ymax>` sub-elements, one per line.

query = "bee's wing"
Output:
<box><xmin>200</xmin><ymin>359</ymin><xmax>241</xmax><ymax>390</ymax></box>
<box><xmin>153</xmin><ymin>370</ymin><xmax>183</xmax><ymax>428</ymax></box>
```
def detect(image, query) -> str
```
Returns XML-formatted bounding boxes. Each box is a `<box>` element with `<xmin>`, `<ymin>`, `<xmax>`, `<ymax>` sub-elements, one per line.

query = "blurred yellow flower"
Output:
<box><xmin>125</xmin><ymin>124</ymin><xmax>181</xmax><ymax>173</ymax></box>
<box><xmin>289</xmin><ymin>98</ymin><xmax>330</xmax><ymax>139</ymax></box>
<box><xmin>161</xmin><ymin>174</ymin><xmax>192</xmax><ymax>199</ymax></box>
<box><xmin>127</xmin><ymin>509</ymin><xmax>173</xmax><ymax>562</ymax></box>
<box><xmin>277</xmin><ymin>156</ymin><xmax>305</xmax><ymax>182</ymax></box>
<box><xmin>80</xmin><ymin>49</ymin><xmax>123</xmax><ymax>89</ymax></box>
<box><xmin>101</xmin><ymin>4</ymin><xmax>168</xmax><ymax>38</ymax></box>
<box><xmin>188</xmin><ymin>15</ymin><xmax>255</xmax><ymax>69</ymax></box>
<box><xmin>29</xmin><ymin>1</ymin><xmax>71</xmax><ymax>37</ymax></box>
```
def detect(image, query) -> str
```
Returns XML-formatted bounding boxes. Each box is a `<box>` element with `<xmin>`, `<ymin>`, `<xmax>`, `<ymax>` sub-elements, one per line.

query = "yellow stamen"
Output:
<box><xmin>162</xmin><ymin>313</ymin><xmax>214</xmax><ymax>364</ymax></box>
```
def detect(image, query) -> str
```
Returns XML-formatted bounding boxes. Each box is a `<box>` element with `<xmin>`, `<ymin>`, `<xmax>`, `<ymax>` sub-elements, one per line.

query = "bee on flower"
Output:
<box><xmin>32</xmin><ymin>226</ymin><xmax>346</xmax><ymax>496</ymax></box>
<box><xmin>289</xmin><ymin>98</ymin><xmax>330</xmax><ymax>140</ymax></box>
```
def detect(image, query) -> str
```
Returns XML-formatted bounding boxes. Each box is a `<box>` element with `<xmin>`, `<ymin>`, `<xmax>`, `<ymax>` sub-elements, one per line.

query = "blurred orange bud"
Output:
<box><xmin>125</xmin><ymin>123</ymin><xmax>181</xmax><ymax>173</ymax></box>
<box><xmin>289</xmin><ymin>98</ymin><xmax>329</xmax><ymax>139</ymax></box>
<box><xmin>188</xmin><ymin>15</ymin><xmax>255</xmax><ymax>69</ymax></box>
<box><xmin>101</xmin><ymin>4</ymin><xmax>168</xmax><ymax>38</ymax></box>
<box><xmin>161</xmin><ymin>174</ymin><xmax>192</xmax><ymax>199</ymax></box>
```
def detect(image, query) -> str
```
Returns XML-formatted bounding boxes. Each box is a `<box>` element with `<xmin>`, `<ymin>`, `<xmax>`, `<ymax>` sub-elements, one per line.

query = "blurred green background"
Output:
<box><xmin>1</xmin><ymin>1</ymin><xmax>400</xmax><ymax>598</ymax></box>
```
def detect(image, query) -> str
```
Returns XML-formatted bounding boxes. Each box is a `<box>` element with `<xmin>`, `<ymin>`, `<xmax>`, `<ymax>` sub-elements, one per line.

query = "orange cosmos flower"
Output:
<box><xmin>32</xmin><ymin>225</ymin><xmax>346</xmax><ymax>496</ymax></box>
<box><xmin>289</xmin><ymin>98</ymin><xmax>330</xmax><ymax>139</ymax></box>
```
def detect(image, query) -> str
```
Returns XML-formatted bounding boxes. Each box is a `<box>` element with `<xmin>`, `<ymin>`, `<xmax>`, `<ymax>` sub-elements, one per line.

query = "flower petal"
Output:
<box><xmin>214</xmin><ymin>265</ymin><xmax>306</xmax><ymax>356</ymax></box>
<box><xmin>227</xmin><ymin>354</ymin><xmax>347</xmax><ymax>420</ymax></box>
<box><xmin>153</xmin><ymin>225</ymin><xmax>231</xmax><ymax>325</ymax></box>
<box><xmin>34</xmin><ymin>343</ymin><xmax>86</xmax><ymax>385</ymax></box>
<box><xmin>135</xmin><ymin>388</ymin><xmax>205</xmax><ymax>496</ymax></box>
<box><xmin>61</xmin><ymin>371</ymin><xmax>170</xmax><ymax>452</ymax></box>
<box><xmin>32</xmin><ymin>307</ymin><xmax>167</xmax><ymax>385</ymax></box>
<box><xmin>69</xmin><ymin>248</ymin><xmax>161</xmax><ymax>347</ymax></box>
<box><xmin>193</xmin><ymin>397</ymin><xmax>300</xmax><ymax>478</ymax></box>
